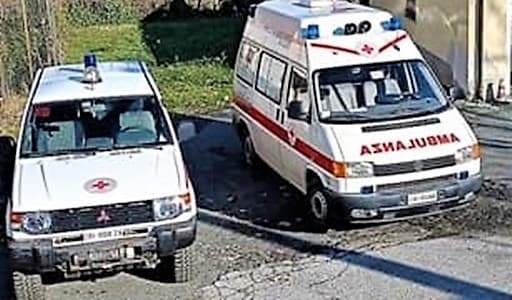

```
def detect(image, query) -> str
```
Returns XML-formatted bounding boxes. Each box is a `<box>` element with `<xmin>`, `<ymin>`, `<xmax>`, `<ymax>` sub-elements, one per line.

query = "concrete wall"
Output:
<box><xmin>480</xmin><ymin>0</ymin><xmax>510</xmax><ymax>99</ymax></box>
<box><xmin>363</xmin><ymin>0</ymin><xmax>510</xmax><ymax>99</ymax></box>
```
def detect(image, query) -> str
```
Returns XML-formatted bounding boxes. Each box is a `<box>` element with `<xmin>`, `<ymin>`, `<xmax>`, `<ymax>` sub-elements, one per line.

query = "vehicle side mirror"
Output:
<box><xmin>288</xmin><ymin>101</ymin><xmax>309</xmax><ymax>121</ymax></box>
<box><xmin>0</xmin><ymin>135</ymin><xmax>16</xmax><ymax>192</ymax></box>
<box><xmin>449</xmin><ymin>86</ymin><xmax>465</xmax><ymax>101</ymax></box>
<box><xmin>0</xmin><ymin>136</ymin><xmax>15</xmax><ymax>157</ymax></box>
<box><xmin>177</xmin><ymin>121</ymin><xmax>196</xmax><ymax>143</ymax></box>
<box><xmin>320</xmin><ymin>87</ymin><xmax>331</xmax><ymax>100</ymax></box>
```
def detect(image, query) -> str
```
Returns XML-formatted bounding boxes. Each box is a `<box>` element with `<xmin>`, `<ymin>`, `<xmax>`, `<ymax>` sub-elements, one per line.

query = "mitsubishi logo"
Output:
<box><xmin>96</xmin><ymin>209</ymin><xmax>111</xmax><ymax>224</ymax></box>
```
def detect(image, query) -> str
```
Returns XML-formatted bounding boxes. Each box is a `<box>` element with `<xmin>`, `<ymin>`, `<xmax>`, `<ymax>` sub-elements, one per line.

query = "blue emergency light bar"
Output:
<box><xmin>381</xmin><ymin>17</ymin><xmax>402</xmax><ymax>31</ymax></box>
<box><xmin>84</xmin><ymin>53</ymin><xmax>98</xmax><ymax>68</ymax></box>
<box><xmin>301</xmin><ymin>24</ymin><xmax>320</xmax><ymax>40</ymax></box>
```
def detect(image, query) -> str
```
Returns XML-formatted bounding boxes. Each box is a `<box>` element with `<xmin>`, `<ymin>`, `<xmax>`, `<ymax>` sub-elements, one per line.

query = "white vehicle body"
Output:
<box><xmin>5</xmin><ymin>60</ymin><xmax>197</xmax><ymax>282</ymax></box>
<box><xmin>232</xmin><ymin>0</ymin><xmax>482</xmax><ymax>224</ymax></box>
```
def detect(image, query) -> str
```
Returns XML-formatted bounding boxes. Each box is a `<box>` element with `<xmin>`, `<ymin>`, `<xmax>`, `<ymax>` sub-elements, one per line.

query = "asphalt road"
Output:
<box><xmin>0</xmin><ymin>108</ymin><xmax>511</xmax><ymax>299</ymax></box>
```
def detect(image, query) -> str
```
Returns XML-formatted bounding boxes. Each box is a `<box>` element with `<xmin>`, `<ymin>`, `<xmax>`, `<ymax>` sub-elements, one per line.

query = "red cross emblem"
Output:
<box><xmin>361</xmin><ymin>44</ymin><xmax>374</xmax><ymax>55</ymax></box>
<box><xmin>288</xmin><ymin>130</ymin><xmax>297</xmax><ymax>146</ymax></box>
<box><xmin>96</xmin><ymin>209</ymin><xmax>111</xmax><ymax>224</ymax></box>
<box><xmin>93</xmin><ymin>180</ymin><xmax>109</xmax><ymax>190</ymax></box>
<box><xmin>84</xmin><ymin>178</ymin><xmax>117</xmax><ymax>194</ymax></box>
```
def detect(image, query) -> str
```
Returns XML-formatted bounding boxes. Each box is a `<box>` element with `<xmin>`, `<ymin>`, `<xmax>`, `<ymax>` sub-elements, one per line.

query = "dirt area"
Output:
<box><xmin>0</xmin><ymin>107</ymin><xmax>511</xmax><ymax>299</ymax></box>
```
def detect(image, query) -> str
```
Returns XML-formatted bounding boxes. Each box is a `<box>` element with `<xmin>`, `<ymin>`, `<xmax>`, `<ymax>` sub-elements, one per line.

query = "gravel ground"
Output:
<box><xmin>1</xmin><ymin>106</ymin><xmax>512</xmax><ymax>299</ymax></box>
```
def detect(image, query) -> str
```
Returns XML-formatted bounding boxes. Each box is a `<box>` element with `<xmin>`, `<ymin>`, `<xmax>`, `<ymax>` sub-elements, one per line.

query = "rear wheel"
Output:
<box><xmin>241</xmin><ymin>133</ymin><xmax>262</xmax><ymax>169</ymax></box>
<box><xmin>12</xmin><ymin>272</ymin><xmax>46</xmax><ymax>300</ymax></box>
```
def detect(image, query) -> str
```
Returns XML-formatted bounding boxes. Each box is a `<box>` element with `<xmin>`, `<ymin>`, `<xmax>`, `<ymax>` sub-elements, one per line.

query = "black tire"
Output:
<box><xmin>159</xmin><ymin>247</ymin><xmax>194</xmax><ymax>283</ymax></box>
<box><xmin>306</xmin><ymin>186</ymin><xmax>331</xmax><ymax>232</ymax></box>
<box><xmin>172</xmin><ymin>247</ymin><xmax>193</xmax><ymax>283</ymax></box>
<box><xmin>241</xmin><ymin>133</ymin><xmax>262</xmax><ymax>169</ymax></box>
<box><xmin>12</xmin><ymin>272</ymin><xmax>46</xmax><ymax>300</ymax></box>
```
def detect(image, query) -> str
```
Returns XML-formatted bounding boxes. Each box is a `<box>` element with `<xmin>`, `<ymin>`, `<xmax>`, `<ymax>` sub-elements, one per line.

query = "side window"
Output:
<box><xmin>287</xmin><ymin>70</ymin><xmax>309</xmax><ymax>107</ymax></box>
<box><xmin>236</xmin><ymin>42</ymin><xmax>259</xmax><ymax>85</ymax></box>
<box><xmin>256</xmin><ymin>52</ymin><xmax>287</xmax><ymax>103</ymax></box>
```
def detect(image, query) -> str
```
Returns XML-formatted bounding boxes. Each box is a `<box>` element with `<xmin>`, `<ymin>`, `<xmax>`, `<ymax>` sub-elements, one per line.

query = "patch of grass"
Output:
<box><xmin>64</xmin><ymin>17</ymin><xmax>244</xmax><ymax>113</ymax></box>
<box><xmin>64</xmin><ymin>24</ymin><xmax>155</xmax><ymax>64</ymax></box>
<box><xmin>153</xmin><ymin>60</ymin><xmax>233</xmax><ymax>113</ymax></box>
<box><xmin>142</xmin><ymin>17</ymin><xmax>244</xmax><ymax>65</ymax></box>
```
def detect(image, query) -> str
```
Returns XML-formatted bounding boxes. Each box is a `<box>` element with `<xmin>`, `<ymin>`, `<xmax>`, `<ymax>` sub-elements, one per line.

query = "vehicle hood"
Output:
<box><xmin>329</xmin><ymin>107</ymin><xmax>477</xmax><ymax>163</ymax></box>
<box><xmin>14</xmin><ymin>146</ymin><xmax>184</xmax><ymax>211</ymax></box>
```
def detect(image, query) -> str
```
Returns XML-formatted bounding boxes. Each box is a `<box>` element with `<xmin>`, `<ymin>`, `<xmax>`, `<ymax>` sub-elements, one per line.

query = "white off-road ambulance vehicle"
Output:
<box><xmin>1</xmin><ymin>55</ymin><xmax>197</xmax><ymax>299</ymax></box>
<box><xmin>232</xmin><ymin>0</ymin><xmax>482</xmax><ymax>228</ymax></box>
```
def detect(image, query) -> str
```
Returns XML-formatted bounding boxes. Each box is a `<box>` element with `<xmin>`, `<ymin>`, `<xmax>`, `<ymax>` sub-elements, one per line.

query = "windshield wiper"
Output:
<box><xmin>25</xmin><ymin>147</ymin><xmax>100</xmax><ymax>158</ymax></box>
<box><xmin>326</xmin><ymin>113</ymin><xmax>374</xmax><ymax>121</ymax></box>
<box><xmin>113</xmin><ymin>141</ymin><xmax>168</xmax><ymax>151</ymax></box>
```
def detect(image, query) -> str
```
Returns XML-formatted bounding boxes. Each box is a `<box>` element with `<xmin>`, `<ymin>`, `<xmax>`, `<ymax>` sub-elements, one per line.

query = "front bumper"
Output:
<box><xmin>329</xmin><ymin>175</ymin><xmax>482</xmax><ymax>224</ymax></box>
<box><xmin>8</xmin><ymin>217</ymin><xmax>196</xmax><ymax>275</ymax></box>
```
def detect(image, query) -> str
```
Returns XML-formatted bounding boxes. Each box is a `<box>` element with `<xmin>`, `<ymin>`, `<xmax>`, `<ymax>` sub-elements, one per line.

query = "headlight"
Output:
<box><xmin>153</xmin><ymin>194</ymin><xmax>191</xmax><ymax>221</ymax></box>
<box><xmin>21</xmin><ymin>212</ymin><xmax>52</xmax><ymax>234</ymax></box>
<box><xmin>455</xmin><ymin>144</ymin><xmax>481</xmax><ymax>164</ymax></box>
<box><xmin>346</xmin><ymin>162</ymin><xmax>374</xmax><ymax>178</ymax></box>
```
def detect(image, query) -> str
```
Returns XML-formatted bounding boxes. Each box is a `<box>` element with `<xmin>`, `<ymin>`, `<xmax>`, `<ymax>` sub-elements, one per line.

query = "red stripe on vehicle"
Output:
<box><xmin>310</xmin><ymin>43</ymin><xmax>360</xmax><ymax>56</ymax></box>
<box><xmin>233</xmin><ymin>97</ymin><xmax>337</xmax><ymax>176</ymax></box>
<box><xmin>379</xmin><ymin>34</ymin><xmax>408</xmax><ymax>53</ymax></box>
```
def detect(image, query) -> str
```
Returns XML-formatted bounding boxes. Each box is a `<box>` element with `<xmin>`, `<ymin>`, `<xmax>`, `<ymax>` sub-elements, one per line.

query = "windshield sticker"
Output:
<box><xmin>370</xmin><ymin>70</ymin><xmax>385</xmax><ymax>80</ymax></box>
<box><xmin>34</xmin><ymin>106</ymin><xmax>51</xmax><ymax>118</ymax></box>
<box><xmin>360</xmin><ymin>133</ymin><xmax>460</xmax><ymax>156</ymax></box>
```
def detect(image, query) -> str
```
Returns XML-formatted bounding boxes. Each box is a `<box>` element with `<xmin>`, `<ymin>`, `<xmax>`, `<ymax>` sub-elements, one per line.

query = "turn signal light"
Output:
<box><xmin>332</xmin><ymin>162</ymin><xmax>347</xmax><ymax>178</ymax></box>
<box><xmin>10</xmin><ymin>212</ymin><xmax>23</xmax><ymax>230</ymax></box>
<box><xmin>472</xmin><ymin>144</ymin><xmax>481</xmax><ymax>159</ymax></box>
<box><xmin>180</xmin><ymin>193</ymin><xmax>192</xmax><ymax>205</ymax></box>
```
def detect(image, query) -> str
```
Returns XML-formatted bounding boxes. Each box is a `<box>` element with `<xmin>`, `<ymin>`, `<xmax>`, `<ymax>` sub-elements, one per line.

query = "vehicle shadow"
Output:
<box><xmin>173</xmin><ymin>111</ymin><xmax>355</xmax><ymax>233</ymax></box>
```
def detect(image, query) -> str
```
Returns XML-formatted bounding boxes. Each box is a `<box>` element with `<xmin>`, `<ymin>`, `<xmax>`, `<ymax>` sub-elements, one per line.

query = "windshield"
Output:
<box><xmin>315</xmin><ymin>60</ymin><xmax>448</xmax><ymax>123</ymax></box>
<box><xmin>21</xmin><ymin>97</ymin><xmax>173</xmax><ymax>158</ymax></box>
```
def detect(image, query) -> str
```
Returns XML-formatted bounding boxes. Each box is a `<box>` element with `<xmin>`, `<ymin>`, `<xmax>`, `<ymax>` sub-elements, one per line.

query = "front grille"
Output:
<box><xmin>377</xmin><ymin>174</ymin><xmax>457</xmax><ymax>193</ymax></box>
<box><xmin>374</xmin><ymin>155</ymin><xmax>456</xmax><ymax>176</ymax></box>
<box><xmin>51</xmin><ymin>201</ymin><xmax>154</xmax><ymax>233</ymax></box>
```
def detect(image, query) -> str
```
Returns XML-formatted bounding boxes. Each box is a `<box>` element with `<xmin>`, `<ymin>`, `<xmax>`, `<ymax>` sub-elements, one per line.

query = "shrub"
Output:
<box><xmin>66</xmin><ymin>0</ymin><xmax>136</xmax><ymax>26</ymax></box>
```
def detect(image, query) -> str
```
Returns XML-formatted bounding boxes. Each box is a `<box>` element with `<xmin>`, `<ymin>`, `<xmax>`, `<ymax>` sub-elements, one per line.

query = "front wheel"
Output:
<box><xmin>306</xmin><ymin>188</ymin><xmax>331</xmax><ymax>232</ymax></box>
<box><xmin>172</xmin><ymin>247</ymin><xmax>193</xmax><ymax>283</ymax></box>
<box><xmin>158</xmin><ymin>247</ymin><xmax>194</xmax><ymax>283</ymax></box>
<box><xmin>12</xmin><ymin>272</ymin><xmax>46</xmax><ymax>300</ymax></box>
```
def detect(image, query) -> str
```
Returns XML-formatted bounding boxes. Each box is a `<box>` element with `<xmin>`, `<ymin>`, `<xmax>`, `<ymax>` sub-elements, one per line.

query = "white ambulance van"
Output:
<box><xmin>232</xmin><ymin>0</ymin><xmax>482</xmax><ymax>228</ymax></box>
<box><xmin>0</xmin><ymin>56</ymin><xmax>197</xmax><ymax>299</ymax></box>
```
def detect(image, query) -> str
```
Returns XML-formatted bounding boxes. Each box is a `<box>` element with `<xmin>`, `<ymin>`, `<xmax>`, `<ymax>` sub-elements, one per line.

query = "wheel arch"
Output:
<box><xmin>306</xmin><ymin>168</ymin><xmax>325</xmax><ymax>192</ymax></box>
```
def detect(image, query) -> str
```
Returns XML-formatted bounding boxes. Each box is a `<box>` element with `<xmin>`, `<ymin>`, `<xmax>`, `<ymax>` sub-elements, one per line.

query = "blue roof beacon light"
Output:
<box><xmin>301</xmin><ymin>24</ymin><xmax>320</xmax><ymax>39</ymax></box>
<box><xmin>381</xmin><ymin>16</ymin><xmax>402</xmax><ymax>31</ymax></box>
<box><xmin>84</xmin><ymin>53</ymin><xmax>97</xmax><ymax>68</ymax></box>
<box><xmin>82</xmin><ymin>53</ymin><xmax>102</xmax><ymax>84</ymax></box>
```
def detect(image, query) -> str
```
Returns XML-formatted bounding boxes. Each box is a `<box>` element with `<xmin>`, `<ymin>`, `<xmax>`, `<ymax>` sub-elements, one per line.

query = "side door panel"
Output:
<box><xmin>280</xmin><ymin>68</ymin><xmax>311</xmax><ymax>192</ymax></box>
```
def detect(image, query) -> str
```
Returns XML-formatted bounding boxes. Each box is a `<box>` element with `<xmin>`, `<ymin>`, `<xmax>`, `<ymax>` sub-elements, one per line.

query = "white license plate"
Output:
<box><xmin>408</xmin><ymin>190</ymin><xmax>438</xmax><ymax>205</ymax></box>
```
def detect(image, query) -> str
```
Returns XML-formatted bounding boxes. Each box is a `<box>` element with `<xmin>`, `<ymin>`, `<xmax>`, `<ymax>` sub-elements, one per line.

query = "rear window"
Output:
<box><xmin>236</xmin><ymin>42</ymin><xmax>259</xmax><ymax>85</ymax></box>
<box><xmin>256</xmin><ymin>52</ymin><xmax>287</xmax><ymax>103</ymax></box>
